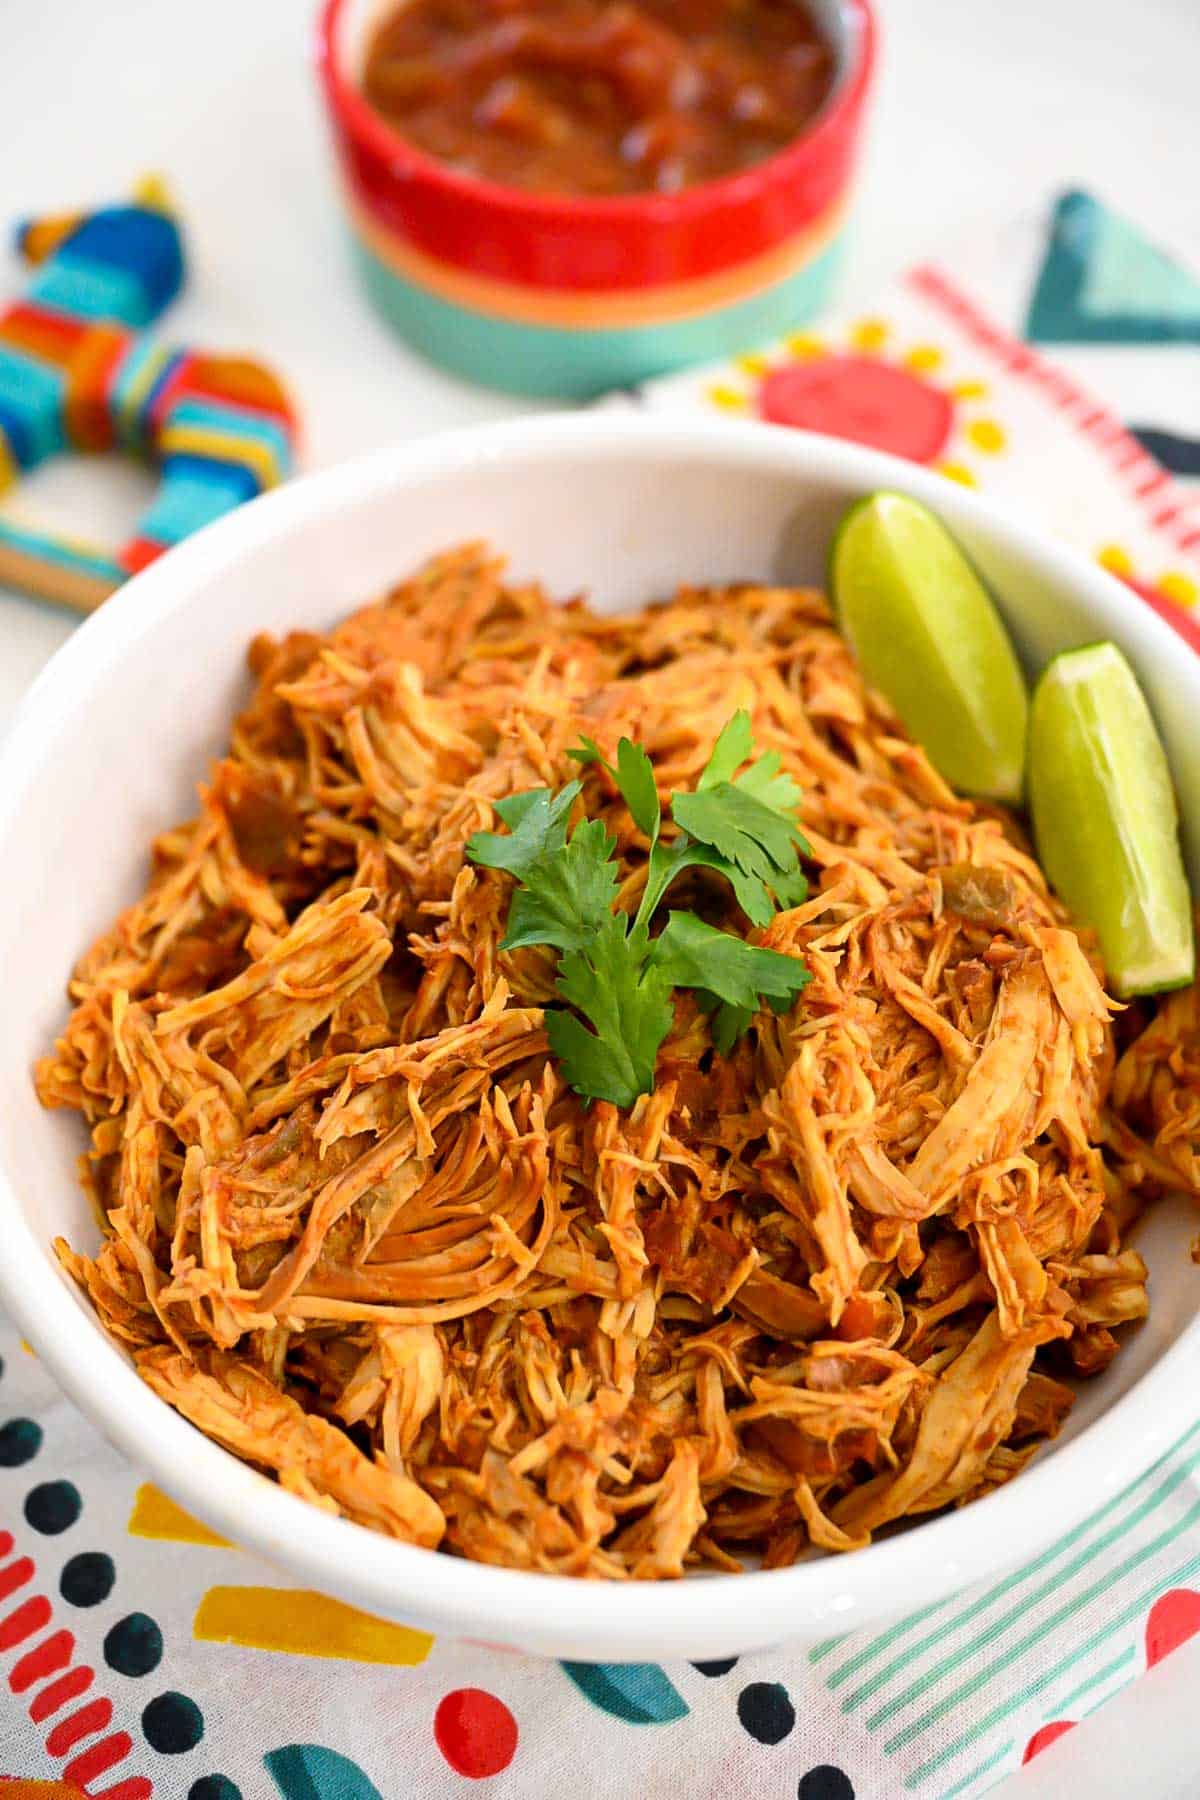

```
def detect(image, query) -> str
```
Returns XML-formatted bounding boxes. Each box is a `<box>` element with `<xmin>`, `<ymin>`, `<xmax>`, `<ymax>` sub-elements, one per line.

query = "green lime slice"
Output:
<box><xmin>830</xmin><ymin>492</ymin><xmax>1029</xmax><ymax>803</ymax></box>
<box><xmin>1029</xmin><ymin>642</ymin><xmax>1194</xmax><ymax>996</ymax></box>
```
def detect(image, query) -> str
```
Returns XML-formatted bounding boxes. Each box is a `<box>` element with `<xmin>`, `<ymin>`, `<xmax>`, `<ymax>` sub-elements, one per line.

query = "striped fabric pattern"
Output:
<box><xmin>808</xmin><ymin>1419</ymin><xmax>1200</xmax><ymax>1793</ymax></box>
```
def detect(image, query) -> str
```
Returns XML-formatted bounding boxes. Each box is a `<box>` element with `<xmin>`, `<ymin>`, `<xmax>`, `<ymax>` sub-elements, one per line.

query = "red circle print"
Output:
<box><xmin>1022</xmin><ymin>1720</ymin><xmax>1075</xmax><ymax>1763</ymax></box>
<box><xmin>757</xmin><ymin>355</ymin><xmax>954</xmax><ymax>463</ymax></box>
<box><xmin>1145</xmin><ymin>1589</ymin><xmax>1200</xmax><ymax>1666</ymax></box>
<box><xmin>434</xmin><ymin>1688</ymin><xmax>518</xmax><ymax>1779</ymax></box>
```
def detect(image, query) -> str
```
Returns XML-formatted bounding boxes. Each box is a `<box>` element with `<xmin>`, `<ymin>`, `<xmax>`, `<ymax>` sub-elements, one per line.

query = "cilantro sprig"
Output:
<box><xmin>465</xmin><ymin>712</ymin><xmax>812</xmax><ymax>1107</ymax></box>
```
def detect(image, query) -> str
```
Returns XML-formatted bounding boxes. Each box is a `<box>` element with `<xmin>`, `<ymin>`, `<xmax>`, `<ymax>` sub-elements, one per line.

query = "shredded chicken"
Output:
<box><xmin>36</xmin><ymin>545</ymin><xmax>1200</xmax><ymax>1577</ymax></box>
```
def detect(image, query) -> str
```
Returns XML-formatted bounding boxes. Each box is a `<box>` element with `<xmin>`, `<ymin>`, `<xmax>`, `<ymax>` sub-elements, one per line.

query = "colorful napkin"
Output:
<box><xmin>613</xmin><ymin>188</ymin><xmax>1200</xmax><ymax>639</ymax></box>
<box><xmin>1</xmin><ymin>189</ymin><xmax>1199</xmax><ymax>1800</ymax></box>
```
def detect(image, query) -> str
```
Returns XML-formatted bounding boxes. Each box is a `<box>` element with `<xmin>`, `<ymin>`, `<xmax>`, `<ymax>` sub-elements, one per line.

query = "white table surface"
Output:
<box><xmin>3</xmin><ymin>0</ymin><xmax>1199</xmax><ymax>1792</ymax></box>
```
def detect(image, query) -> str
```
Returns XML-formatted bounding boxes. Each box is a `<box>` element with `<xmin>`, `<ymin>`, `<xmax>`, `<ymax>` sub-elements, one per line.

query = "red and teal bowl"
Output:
<box><xmin>316</xmin><ymin>0</ymin><xmax>877</xmax><ymax>398</ymax></box>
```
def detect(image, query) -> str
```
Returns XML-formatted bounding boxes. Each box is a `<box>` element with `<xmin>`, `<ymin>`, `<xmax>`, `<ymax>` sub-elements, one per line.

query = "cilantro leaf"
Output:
<box><xmin>732</xmin><ymin>747</ymin><xmax>803</xmax><ymax>820</ymax></box>
<box><xmin>569</xmin><ymin>734</ymin><xmax>661</xmax><ymax>843</ymax></box>
<box><xmin>699</xmin><ymin>710</ymin><xmax>755</xmax><ymax>789</ymax></box>
<box><xmin>694</xmin><ymin>983</ymin><xmax>802</xmax><ymax>1057</ymax></box>
<box><xmin>650</xmin><ymin>911</ymin><xmax>810</xmax><ymax>1014</ymax></box>
<box><xmin>466</xmin><ymin>782</ymin><xmax>581</xmax><ymax>878</ymax></box>
<box><xmin>694</xmin><ymin>991</ymin><xmax>752</xmax><ymax>1058</ymax></box>
<box><xmin>672</xmin><ymin>781</ymin><xmax>808</xmax><ymax>886</ymax></box>
<box><xmin>638</xmin><ymin>834</ymin><xmax>693</xmax><ymax>926</ymax></box>
<box><xmin>548</xmin><ymin>916</ymin><xmax>674</xmax><ymax>1107</ymax></box>
<box><xmin>467</xmin><ymin>782</ymin><xmax>616</xmax><ymax>953</ymax></box>
<box><xmin>572</xmin><ymin>721</ymin><xmax>809</xmax><ymax>925</ymax></box>
<box><xmin>501</xmin><ymin>818</ymin><xmax>619</xmax><ymax>953</ymax></box>
<box><xmin>566</xmin><ymin>734</ymin><xmax>608</xmax><ymax>770</ymax></box>
<box><xmin>697</xmin><ymin>712</ymin><xmax>804</xmax><ymax>821</ymax></box>
<box><xmin>636</xmin><ymin>836</ymin><xmax>772</xmax><ymax>927</ymax></box>
<box><xmin>673</xmin><ymin>706</ymin><xmax>811</xmax><ymax>906</ymax></box>
<box><xmin>763</xmin><ymin>859</ymin><xmax>811</xmax><ymax>911</ymax></box>
<box><xmin>469</xmin><ymin>712</ymin><xmax>811</xmax><ymax>1106</ymax></box>
<box><xmin>614</xmin><ymin>738</ymin><xmax>661</xmax><ymax>842</ymax></box>
<box><xmin>656</xmin><ymin>838</ymin><xmax>796</xmax><ymax>928</ymax></box>
<box><xmin>687</xmin><ymin>710</ymin><xmax>811</xmax><ymax>878</ymax></box>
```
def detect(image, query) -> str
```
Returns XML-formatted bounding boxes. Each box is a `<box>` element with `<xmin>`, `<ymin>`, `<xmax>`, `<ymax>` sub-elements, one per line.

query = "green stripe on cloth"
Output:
<box><xmin>874</xmin><ymin>1469</ymin><xmax>1200</xmax><ymax>1734</ymax></box>
<box><xmin>1053</xmin><ymin>1645</ymin><xmax>1136</xmax><ymax>1715</ymax></box>
<box><xmin>935</xmin><ymin>1737</ymin><xmax>1015</xmax><ymax>1800</ymax></box>
<box><xmin>900</xmin><ymin>1548</ymin><xmax>1200</xmax><ymax>1786</ymax></box>
<box><xmin>829</xmin><ymin>1418</ymin><xmax>1200</xmax><ymax>1706</ymax></box>
<box><xmin>823</xmin><ymin>1593</ymin><xmax>963</xmax><ymax>1689</ymax></box>
<box><xmin>858</xmin><ymin>1434</ymin><xmax>1200</xmax><ymax>1725</ymax></box>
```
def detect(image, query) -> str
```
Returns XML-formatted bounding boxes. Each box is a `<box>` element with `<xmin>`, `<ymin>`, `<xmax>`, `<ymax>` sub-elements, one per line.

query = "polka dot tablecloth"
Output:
<box><xmin>6</xmin><ymin>1304</ymin><xmax>1200</xmax><ymax>1800</ymax></box>
<box><xmin>2</xmin><ymin>188</ymin><xmax>1200</xmax><ymax>1800</ymax></box>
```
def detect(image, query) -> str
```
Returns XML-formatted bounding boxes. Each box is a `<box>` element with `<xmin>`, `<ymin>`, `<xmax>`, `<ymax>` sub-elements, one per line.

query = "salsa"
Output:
<box><xmin>361</xmin><ymin>0</ymin><xmax>837</xmax><ymax>197</ymax></box>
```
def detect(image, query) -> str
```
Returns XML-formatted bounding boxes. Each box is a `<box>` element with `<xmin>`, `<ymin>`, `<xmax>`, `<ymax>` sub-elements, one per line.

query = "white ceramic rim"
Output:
<box><xmin>1</xmin><ymin>412</ymin><xmax>1197</xmax><ymax>1660</ymax></box>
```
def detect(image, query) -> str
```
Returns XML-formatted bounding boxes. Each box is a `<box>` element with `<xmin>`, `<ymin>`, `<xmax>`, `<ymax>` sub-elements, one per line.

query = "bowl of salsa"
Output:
<box><xmin>317</xmin><ymin>0</ymin><xmax>876</xmax><ymax>396</ymax></box>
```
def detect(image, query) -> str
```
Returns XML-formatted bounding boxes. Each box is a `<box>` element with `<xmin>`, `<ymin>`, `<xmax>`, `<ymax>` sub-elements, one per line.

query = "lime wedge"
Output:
<box><xmin>1029</xmin><ymin>642</ymin><xmax>1194</xmax><ymax>996</ymax></box>
<box><xmin>830</xmin><ymin>492</ymin><xmax>1029</xmax><ymax>803</ymax></box>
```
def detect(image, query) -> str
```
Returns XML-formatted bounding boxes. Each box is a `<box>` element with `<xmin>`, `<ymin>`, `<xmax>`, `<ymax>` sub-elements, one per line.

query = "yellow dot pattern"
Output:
<box><xmin>850</xmin><ymin>318</ymin><xmax>889</xmax><ymax>352</ymax></box>
<box><xmin>706</xmin><ymin>384</ymin><xmax>748</xmax><ymax>412</ymax></box>
<box><xmin>1098</xmin><ymin>544</ymin><xmax>1134</xmax><ymax>578</ymax></box>
<box><xmin>965</xmin><ymin>419</ymin><xmax>1007</xmax><ymax>454</ymax></box>
<box><xmin>1159</xmin><ymin>571</ymin><xmax>1199</xmax><ymax>609</ymax></box>
<box><xmin>903</xmin><ymin>345</ymin><xmax>944</xmax><ymax>373</ymax></box>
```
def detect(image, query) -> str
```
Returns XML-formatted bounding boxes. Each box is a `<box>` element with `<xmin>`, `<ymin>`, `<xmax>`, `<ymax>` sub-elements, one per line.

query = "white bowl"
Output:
<box><xmin>1</xmin><ymin>414</ymin><xmax>1197</xmax><ymax>1663</ymax></box>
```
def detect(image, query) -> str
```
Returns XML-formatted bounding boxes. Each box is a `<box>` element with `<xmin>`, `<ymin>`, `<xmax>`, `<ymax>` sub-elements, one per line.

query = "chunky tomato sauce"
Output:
<box><xmin>362</xmin><ymin>0</ymin><xmax>837</xmax><ymax>197</ymax></box>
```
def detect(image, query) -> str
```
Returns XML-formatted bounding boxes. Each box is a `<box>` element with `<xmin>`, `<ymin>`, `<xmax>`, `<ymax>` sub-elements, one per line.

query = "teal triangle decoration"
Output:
<box><xmin>1025</xmin><ymin>190</ymin><xmax>1200</xmax><ymax>345</ymax></box>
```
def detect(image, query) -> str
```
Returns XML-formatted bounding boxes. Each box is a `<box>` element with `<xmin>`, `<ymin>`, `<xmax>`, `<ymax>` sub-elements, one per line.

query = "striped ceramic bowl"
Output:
<box><xmin>316</xmin><ymin>0</ymin><xmax>877</xmax><ymax>398</ymax></box>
